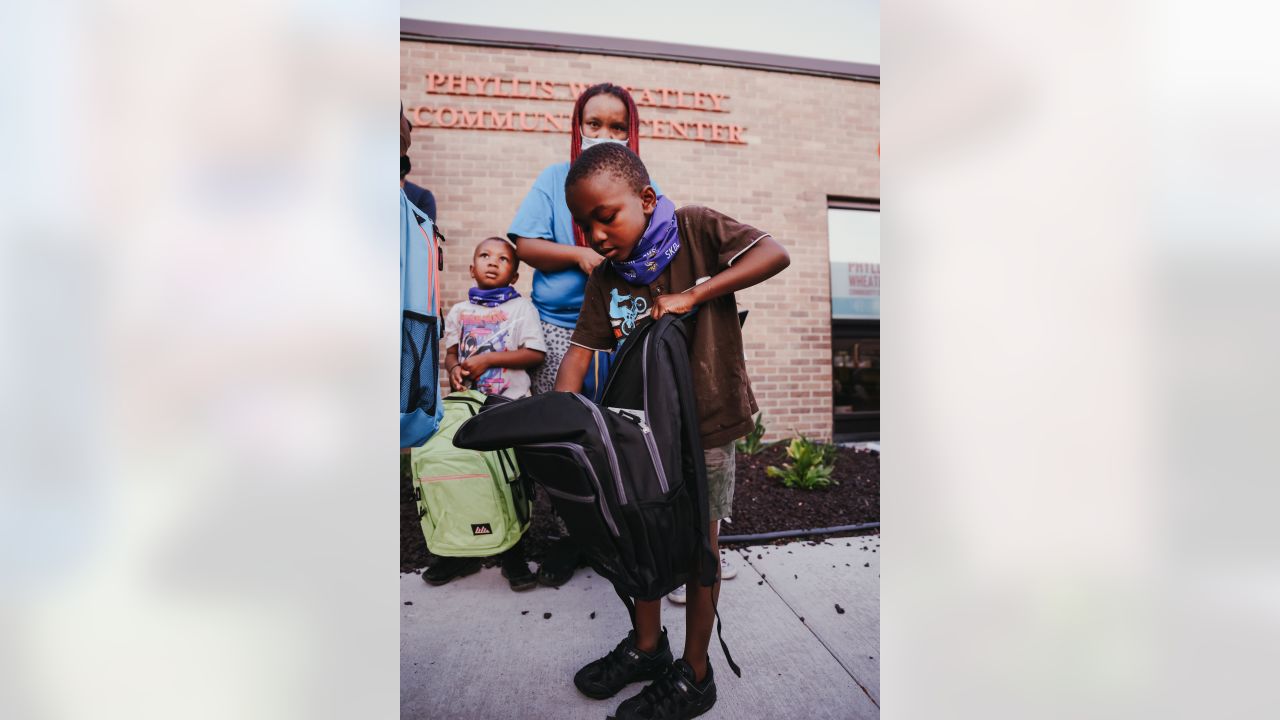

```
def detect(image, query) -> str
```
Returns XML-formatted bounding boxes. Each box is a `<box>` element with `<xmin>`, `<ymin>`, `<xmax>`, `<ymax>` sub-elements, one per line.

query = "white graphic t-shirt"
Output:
<box><xmin>443</xmin><ymin>295</ymin><xmax>547</xmax><ymax>400</ymax></box>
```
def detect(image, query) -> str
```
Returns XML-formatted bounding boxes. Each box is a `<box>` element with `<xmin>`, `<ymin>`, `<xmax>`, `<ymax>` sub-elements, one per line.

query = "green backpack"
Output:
<box><xmin>410</xmin><ymin>390</ymin><xmax>530</xmax><ymax>556</ymax></box>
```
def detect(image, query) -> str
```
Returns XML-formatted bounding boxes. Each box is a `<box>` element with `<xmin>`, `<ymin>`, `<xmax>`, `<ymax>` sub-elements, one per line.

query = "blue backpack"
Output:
<box><xmin>401</xmin><ymin>189</ymin><xmax>444</xmax><ymax>448</ymax></box>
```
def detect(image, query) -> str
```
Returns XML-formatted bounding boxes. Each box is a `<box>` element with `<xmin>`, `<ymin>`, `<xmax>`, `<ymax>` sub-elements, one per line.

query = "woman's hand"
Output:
<box><xmin>651</xmin><ymin>291</ymin><xmax>696</xmax><ymax>319</ymax></box>
<box><xmin>576</xmin><ymin>246</ymin><xmax>606</xmax><ymax>276</ymax></box>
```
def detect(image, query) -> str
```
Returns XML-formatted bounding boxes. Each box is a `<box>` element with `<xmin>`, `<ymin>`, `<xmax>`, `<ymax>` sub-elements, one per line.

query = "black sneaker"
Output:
<box><xmin>537</xmin><ymin>536</ymin><xmax>580</xmax><ymax>587</ymax></box>
<box><xmin>500</xmin><ymin>549</ymin><xmax>537</xmax><ymax>592</ymax></box>
<box><xmin>574</xmin><ymin>629</ymin><xmax>673</xmax><ymax>700</ymax></box>
<box><xmin>613</xmin><ymin>658</ymin><xmax>716</xmax><ymax>720</ymax></box>
<box><xmin>421</xmin><ymin>557</ymin><xmax>482</xmax><ymax>586</ymax></box>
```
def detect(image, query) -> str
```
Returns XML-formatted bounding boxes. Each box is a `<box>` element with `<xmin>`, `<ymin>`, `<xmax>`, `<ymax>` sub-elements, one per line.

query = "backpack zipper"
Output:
<box><xmin>543</xmin><ymin>485</ymin><xmax>596</xmax><ymax>504</ymax></box>
<box><xmin>639</xmin><ymin>334</ymin><xmax>671</xmax><ymax>494</ymax></box>
<box><xmin>456</xmin><ymin>397</ymin><xmax>522</xmax><ymax>527</ymax></box>
<box><xmin>572</xmin><ymin>393</ymin><xmax>627</xmax><ymax>506</ymax></box>
<box><xmin>526</xmin><ymin>441</ymin><xmax>621</xmax><ymax>537</ymax></box>
<box><xmin>585</xmin><ymin>327</ymin><xmax>671</xmax><ymax>497</ymax></box>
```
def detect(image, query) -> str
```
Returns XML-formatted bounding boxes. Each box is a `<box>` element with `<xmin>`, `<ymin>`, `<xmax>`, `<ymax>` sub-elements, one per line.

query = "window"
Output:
<box><xmin>828</xmin><ymin>202</ymin><xmax>879</xmax><ymax>439</ymax></box>
<box><xmin>833</xmin><ymin>337</ymin><xmax>879</xmax><ymax>415</ymax></box>
<box><xmin>829</xmin><ymin>206</ymin><xmax>880</xmax><ymax>320</ymax></box>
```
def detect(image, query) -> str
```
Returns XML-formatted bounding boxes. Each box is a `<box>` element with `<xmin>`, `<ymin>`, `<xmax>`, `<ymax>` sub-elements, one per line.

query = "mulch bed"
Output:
<box><xmin>724</xmin><ymin>443</ymin><xmax>879</xmax><ymax>542</ymax></box>
<box><xmin>401</xmin><ymin>443</ymin><xmax>879</xmax><ymax>573</ymax></box>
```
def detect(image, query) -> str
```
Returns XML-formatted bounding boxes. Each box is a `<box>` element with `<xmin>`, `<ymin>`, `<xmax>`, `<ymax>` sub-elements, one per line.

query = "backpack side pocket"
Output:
<box><xmin>401</xmin><ymin>310</ymin><xmax>439</xmax><ymax>417</ymax></box>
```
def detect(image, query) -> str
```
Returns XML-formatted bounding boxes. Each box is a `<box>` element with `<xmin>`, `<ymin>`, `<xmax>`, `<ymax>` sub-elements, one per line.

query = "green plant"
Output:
<box><xmin>766</xmin><ymin>434</ymin><xmax>838</xmax><ymax>489</ymax></box>
<box><xmin>735</xmin><ymin>412</ymin><xmax>772</xmax><ymax>456</ymax></box>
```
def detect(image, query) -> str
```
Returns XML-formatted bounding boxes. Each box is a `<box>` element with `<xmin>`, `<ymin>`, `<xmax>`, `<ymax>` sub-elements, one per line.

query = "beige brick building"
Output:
<box><xmin>402</xmin><ymin>21</ymin><xmax>879</xmax><ymax>441</ymax></box>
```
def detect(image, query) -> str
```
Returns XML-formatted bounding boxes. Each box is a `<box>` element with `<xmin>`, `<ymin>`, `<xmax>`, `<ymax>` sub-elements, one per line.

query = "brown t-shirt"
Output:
<box><xmin>571</xmin><ymin>205</ymin><xmax>770</xmax><ymax>448</ymax></box>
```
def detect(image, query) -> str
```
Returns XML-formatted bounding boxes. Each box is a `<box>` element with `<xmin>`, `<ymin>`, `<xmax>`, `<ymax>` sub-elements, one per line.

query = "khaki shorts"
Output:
<box><xmin>704</xmin><ymin>442</ymin><xmax>736</xmax><ymax>522</ymax></box>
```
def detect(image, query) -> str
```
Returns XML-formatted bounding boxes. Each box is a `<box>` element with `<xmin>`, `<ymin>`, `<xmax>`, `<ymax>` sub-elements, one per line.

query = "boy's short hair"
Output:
<box><xmin>565</xmin><ymin>142</ymin><xmax>651</xmax><ymax>195</ymax></box>
<box><xmin>475</xmin><ymin>236</ymin><xmax>520</xmax><ymax>269</ymax></box>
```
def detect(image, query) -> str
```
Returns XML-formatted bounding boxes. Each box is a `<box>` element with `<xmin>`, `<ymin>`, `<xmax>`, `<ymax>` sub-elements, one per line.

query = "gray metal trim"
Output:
<box><xmin>828</xmin><ymin>197</ymin><xmax>881</xmax><ymax>211</ymax></box>
<box><xmin>401</xmin><ymin>19</ymin><xmax>879</xmax><ymax>83</ymax></box>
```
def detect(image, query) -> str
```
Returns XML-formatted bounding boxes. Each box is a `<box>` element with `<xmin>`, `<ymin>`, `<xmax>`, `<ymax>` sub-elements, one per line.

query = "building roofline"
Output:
<box><xmin>401</xmin><ymin>19</ymin><xmax>879</xmax><ymax>83</ymax></box>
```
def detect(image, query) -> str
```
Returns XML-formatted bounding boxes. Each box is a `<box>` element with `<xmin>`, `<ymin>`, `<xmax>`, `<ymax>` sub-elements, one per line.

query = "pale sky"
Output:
<box><xmin>401</xmin><ymin>0</ymin><xmax>880</xmax><ymax>65</ymax></box>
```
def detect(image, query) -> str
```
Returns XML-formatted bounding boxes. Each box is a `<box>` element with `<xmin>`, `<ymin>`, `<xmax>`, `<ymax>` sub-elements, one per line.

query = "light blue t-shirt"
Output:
<box><xmin>508</xmin><ymin>161</ymin><xmax>659</xmax><ymax>329</ymax></box>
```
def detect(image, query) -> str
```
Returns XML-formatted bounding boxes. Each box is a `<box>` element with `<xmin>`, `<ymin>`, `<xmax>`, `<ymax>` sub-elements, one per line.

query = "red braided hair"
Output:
<box><xmin>569</xmin><ymin>83</ymin><xmax>641</xmax><ymax>247</ymax></box>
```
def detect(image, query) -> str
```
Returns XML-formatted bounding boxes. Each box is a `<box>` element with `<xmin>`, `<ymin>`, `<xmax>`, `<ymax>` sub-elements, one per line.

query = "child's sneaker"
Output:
<box><xmin>499</xmin><ymin>549</ymin><xmax>537</xmax><ymax>592</ymax></box>
<box><xmin>613</xmin><ymin>658</ymin><xmax>716</xmax><ymax>720</ymax></box>
<box><xmin>719</xmin><ymin>553</ymin><xmax>738</xmax><ymax>580</ymax></box>
<box><xmin>421</xmin><ymin>557</ymin><xmax>482</xmax><ymax>586</ymax></box>
<box><xmin>537</xmin><ymin>536</ymin><xmax>580</xmax><ymax>587</ymax></box>
<box><xmin>573</xmin><ymin>629</ymin><xmax>673</xmax><ymax>700</ymax></box>
<box><xmin>667</xmin><ymin>584</ymin><xmax>687</xmax><ymax>604</ymax></box>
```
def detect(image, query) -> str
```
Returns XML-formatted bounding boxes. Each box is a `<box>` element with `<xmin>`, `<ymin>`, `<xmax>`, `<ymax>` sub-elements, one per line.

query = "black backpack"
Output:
<box><xmin>453</xmin><ymin>313</ymin><xmax>740</xmax><ymax>675</ymax></box>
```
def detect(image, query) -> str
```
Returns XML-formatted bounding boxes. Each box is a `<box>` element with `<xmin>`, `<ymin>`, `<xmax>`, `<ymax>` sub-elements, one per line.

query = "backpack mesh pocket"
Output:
<box><xmin>401</xmin><ymin>310</ymin><xmax>439</xmax><ymax>417</ymax></box>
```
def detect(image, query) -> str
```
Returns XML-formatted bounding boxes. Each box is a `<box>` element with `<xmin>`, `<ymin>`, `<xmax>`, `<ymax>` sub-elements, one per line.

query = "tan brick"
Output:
<box><xmin>405</xmin><ymin>39</ymin><xmax>877</xmax><ymax>442</ymax></box>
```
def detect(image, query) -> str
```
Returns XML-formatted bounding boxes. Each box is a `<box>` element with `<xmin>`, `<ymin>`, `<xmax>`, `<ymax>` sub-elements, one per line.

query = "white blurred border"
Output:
<box><xmin>6</xmin><ymin>1</ymin><xmax>1280</xmax><ymax>717</ymax></box>
<box><xmin>1</xmin><ymin>2</ymin><xmax>399</xmax><ymax>718</ymax></box>
<box><xmin>887</xmin><ymin>1</ymin><xmax>1280</xmax><ymax>718</ymax></box>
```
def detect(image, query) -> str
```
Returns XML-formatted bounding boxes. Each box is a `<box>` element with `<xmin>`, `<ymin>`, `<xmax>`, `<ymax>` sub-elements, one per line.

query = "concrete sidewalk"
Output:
<box><xmin>401</xmin><ymin>535</ymin><xmax>880</xmax><ymax>719</ymax></box>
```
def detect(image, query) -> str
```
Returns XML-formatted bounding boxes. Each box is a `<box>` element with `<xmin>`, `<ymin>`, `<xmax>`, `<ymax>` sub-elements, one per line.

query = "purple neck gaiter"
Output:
<box><xmin>611</xmin><ymin>195</ymin><xmax>680</xmax><ymax>286</ymax></box>
<box><xmin>468</xmin><ymin>286</ymin><xmax>520</xmax><ymax>307</ymax></box>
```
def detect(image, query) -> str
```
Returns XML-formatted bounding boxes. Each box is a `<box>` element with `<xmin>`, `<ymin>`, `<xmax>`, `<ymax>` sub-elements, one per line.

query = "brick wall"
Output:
<box><xmin>402</xmin><ymin>40</ymin><xmax>879</xmax><ymax>441</ymax></box>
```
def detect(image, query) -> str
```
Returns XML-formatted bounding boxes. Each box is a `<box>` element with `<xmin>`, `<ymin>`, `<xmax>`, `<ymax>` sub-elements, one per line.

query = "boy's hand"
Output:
<box><xmin>576</xmin><ymin>246</ymin><xmax>605</xmax><ymax>276</ymax></box>
<box><xmin>651</xmin><ymin>291</ymin><xmax>696</xmax><ymax>319</ymax></box>
<box><xmin>459</xmin><ymin>354</ymin><xmax>490</xmax><ymax>378</ymax></box>
<box><xmin>448</xmin><ymin>364</ymin><xmax>469</xmax><ymax>391</ymax></box>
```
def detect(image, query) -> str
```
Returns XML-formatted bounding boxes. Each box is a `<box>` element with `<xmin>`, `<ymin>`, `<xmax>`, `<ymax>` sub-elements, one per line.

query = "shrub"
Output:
<box><xmin>766</xmin><ymin>435</ymin><xmax>838</xmax><ymax>490</ymax></box>
<box><xmin>734</xmin><ymin>412</ymin><xmax>772</xmax><ymax>456</ymax></box>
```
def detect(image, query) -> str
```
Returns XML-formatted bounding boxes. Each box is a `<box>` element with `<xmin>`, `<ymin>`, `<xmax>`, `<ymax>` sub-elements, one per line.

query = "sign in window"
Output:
<box><xmin>829</xmin><ymin>208</ymin><xmax>880</xmax><ymax>319</ymax></box>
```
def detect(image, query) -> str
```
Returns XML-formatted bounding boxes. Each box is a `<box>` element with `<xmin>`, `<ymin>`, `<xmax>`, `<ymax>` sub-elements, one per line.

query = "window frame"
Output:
<box><xmin>827</xmin><ymin>198</ymin><xmax>880</xmax><ymax>442</ymax></box>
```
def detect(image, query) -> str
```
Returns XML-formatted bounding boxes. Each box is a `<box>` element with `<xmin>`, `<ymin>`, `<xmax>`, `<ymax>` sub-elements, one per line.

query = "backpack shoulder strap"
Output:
<box><xmin>614</xmin><ymin>584</ymin><xmax>636</xmax><ymax>628</ymax></box>
<box><xmin>715</xmin><ymin>605</ymin><xmax>742</xmax><ymax>677</ymax></box>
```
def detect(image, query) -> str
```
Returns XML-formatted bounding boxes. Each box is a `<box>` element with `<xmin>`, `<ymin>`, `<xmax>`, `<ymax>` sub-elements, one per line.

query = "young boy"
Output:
<box><xmin>424</xmin><ymin>237</ymin><xmax>546</xmax><ymax>590</ymax></box>
<box><xmin>556</xmin><ymin>143</ymin><xmax>790</xmax><ymax>719</ymax></box>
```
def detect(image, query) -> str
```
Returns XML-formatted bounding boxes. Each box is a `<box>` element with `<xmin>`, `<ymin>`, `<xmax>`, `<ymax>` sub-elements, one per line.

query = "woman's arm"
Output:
<box><xmin>514</xmin><ymin>236</ymin><xmax>604</xmax><ymax>275</ymax></box>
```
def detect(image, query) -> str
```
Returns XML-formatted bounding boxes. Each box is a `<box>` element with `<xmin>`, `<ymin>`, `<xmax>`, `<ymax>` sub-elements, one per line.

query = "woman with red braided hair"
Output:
<box><xmin>507</xmin><ymin>83</ymin><xmax>661</xmax><ymax>586</ymax></box>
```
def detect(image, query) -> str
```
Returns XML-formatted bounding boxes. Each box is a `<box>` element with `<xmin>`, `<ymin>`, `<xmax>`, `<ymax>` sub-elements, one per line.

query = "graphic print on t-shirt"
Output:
<box><xmin>607</xmin><ymin>288</ymin><xmax>649</xmax><ymax>344</ymax></box>
<box><xmin>458</xmin><ymin>307</ymin><xmax>512</xmax><ymax>396</ymax></box>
